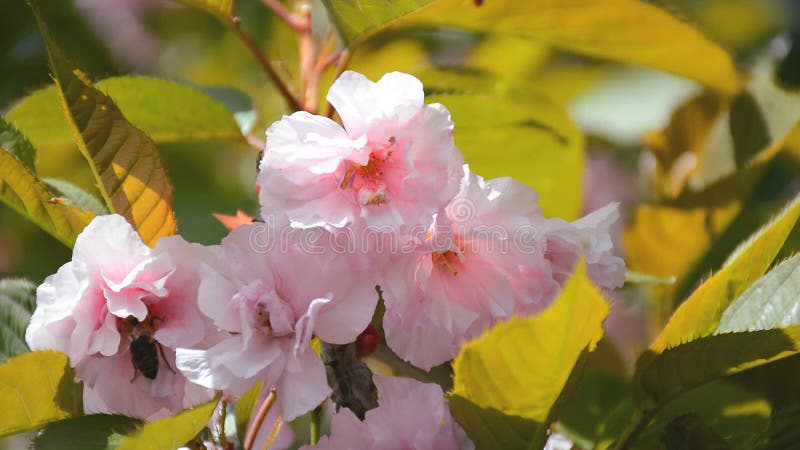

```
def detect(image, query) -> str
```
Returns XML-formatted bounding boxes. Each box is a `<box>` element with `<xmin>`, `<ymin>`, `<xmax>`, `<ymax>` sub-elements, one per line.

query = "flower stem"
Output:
<box><xmin>244</xmin><ymin>389</ymin><xmax>278</xmax><ymax>450</ymax></box>
<box><xmin>218</xmin><ymin>399</ymin><xmax>229</xmax><ymax>449</ymax></box>
<box><xmin>310</xmin><ymin>404</ymin><xmax>323</xmax><ymax>444</ymax></box>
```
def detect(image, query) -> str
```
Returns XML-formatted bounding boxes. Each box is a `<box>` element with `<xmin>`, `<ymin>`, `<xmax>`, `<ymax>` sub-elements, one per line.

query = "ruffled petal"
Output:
<box><xmin>277</xmin><ymin>348</ymin><xmax>330</xmax><ymax>421</ymax></box>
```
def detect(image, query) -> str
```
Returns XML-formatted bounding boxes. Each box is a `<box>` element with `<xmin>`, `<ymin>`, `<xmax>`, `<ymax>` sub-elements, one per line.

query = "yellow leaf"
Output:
<box><xmin>0</xmin><ymin>351</ymin><xmax>81</xmax><ymax>437</ymax></box>
<box><xmin>623</xmin><ymin>201</ymin><xmax>740</xmax><ymax>282</ymax></box>
<box><xmin>427</xmin><ymin>89</ymin><xmax>584</xmax><ymax>219</ymax></box>
<box><xmin>649</xmin><ymin>195</ymin><xmax>800</xmax><ymax>353</ymax></box>
<box><xmin>32</xmin><ymin>5</ymin><xmax>177</xmax><ymax>247</ymax></box>
<box><xmin>116</xmin><ymin>399</ymin><xmax>219</xmax><ymax>450</ymax></box>
<box><xmin>0</xmin><ymin>149</ymin><xmax>94</xmax><ymax>248</ymax></box>
<box><xmin>450</xmin><ymin>262</ymin><xmax>608</xmax><ymax>448</ymax></box>
<box><xmin>399</xmin><ymin>0</ymin><xmax>742</xmax><ymax>95</ymax></box>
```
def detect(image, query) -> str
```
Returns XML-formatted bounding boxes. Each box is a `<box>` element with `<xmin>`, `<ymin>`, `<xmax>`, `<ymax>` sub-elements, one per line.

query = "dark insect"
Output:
<box><xmin>120</xmin><ymin>315</ymin><xmax>176</xmax><ymax>381</ymax></box>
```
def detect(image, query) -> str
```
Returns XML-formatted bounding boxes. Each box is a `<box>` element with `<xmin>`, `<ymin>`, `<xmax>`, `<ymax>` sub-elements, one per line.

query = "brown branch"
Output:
<box><xmin>230</xmin><ymin>16</ymin><xmax>302</xmax><ymax>112</ymax></box>
<box><xmin>259</xmin><ymin>0</ymin><xmax>297</xmax><ymax>29</ymax></box>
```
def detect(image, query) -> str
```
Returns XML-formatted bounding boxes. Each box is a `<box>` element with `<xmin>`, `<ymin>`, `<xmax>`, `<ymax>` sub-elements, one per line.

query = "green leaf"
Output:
<box><xmin>661</xmin><ymin>413</ymin><xmax>733</xmax><ymax>450</ymax></box>
<box><xmin>31</xmin><ymin>10</ymin><xmax>177</xmax><ymax>247</ymax></box>
<box><xmin>557</xmin><ymin>372</ymin><xmax>628</xmax><ymax>449</ymax></box>
<box><xmin>6</xmin><ymin>77</ymin><xmax>245</xmax><ymax>158</ymax></box>
<box><xmin>759</xmin><ymin>404</ymin><xmax>800</xmax><ymax>450</ymax></box>
<box><xmin>0</xmin><ymin>148</ymin><xmax>95</xmax><ymax>247</ymax></box>
<box><xmin>32</xmin><ymin>414</ymin><xmax>142</xmax><ymax>450</ymax></box>
<box><xmin>633</xmin><ymin>381</ymin><xmax>770</xmax><ymax>450</ymax></box>
<box><xmin>320</xmin><ymin>0</ymin><xmax>435</xmax><ymax>45</ymax></box>
<box><xmin>635</xmin><ymin>326</ymin><xmax>800</xmax><ymax>406</ymax></box>
<box><xmin>234</xmin><ymin>381</ymin><xmax>263</xmax><ymax>445</ymax></box>
<box><xmin>427</xmin><ymin>87</ymin><xmax>583</xmax><ymax>219</ymax></box>
<box><xmin>0</xmin><ymin>116</ymin><xmax>36</xmax><ymax>173</ymax></box>
<box><xmin>398</xmin><ymin>0</ymin><xmax>742</xmax><ymax>95</ymax></box>
<box><xmin>0</xmin><ymin>351</ymin><xmax>82</xmax><ymax>437</ymax></box>
<box><xmin>0</xmin><ymin>278</ymin><xmax>36</xmax><ymax>363</ymax></box>
<box><xmin>42</xmin><ymin>178</ymin><xmax>108</xmax><ymax>216</ymax></box>
<box><xmin>716</xmin><ymin>253</ymin><xmax>800</xmax><ymax>333</ymax></box>
<box><xmin>172</xmin><ymin>0</ymin><xmax>234</xmax><ymax>19</ymax></box>
<box><xmin>115</xmin><ymin>399</ymin><xmax>218</xmax><ymax>450</ymax></box>
<box><xmin>196</xmin><ymin>84</ymin><xmax>257</xmax><ymax>135</ymax></box>
<box><xmin>450</xmin><ymin>263</ymin><xmax>609</xmax><ymax>449</ymax></box>
<box><xmin>648</xmin><ymin>195</ymin><xmax>800</xmax><ymax>353</ymax></box>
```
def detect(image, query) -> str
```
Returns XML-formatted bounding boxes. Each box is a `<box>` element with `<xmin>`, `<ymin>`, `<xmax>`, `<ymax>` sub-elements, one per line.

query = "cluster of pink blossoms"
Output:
<box><xmin>25</xmin><ymin>71</ymin><xmax>624</xmax><ymax>447</ymax></box>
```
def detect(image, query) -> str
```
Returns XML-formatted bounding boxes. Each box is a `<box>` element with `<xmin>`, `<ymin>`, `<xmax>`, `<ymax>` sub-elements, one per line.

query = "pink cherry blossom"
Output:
<box><xmin>381</xmin><ymin>166</ymin><xmax>556</xmax><ymax>370</ymax></box>
<box><xmin>301</xmin><ymin>375</ymin><xmax>473</xmax><ymax>450</ymax></box>
<box><xmin>258</xmin><ymin>70</ymin><xmax>464</xmax><ymax>235</ymax></box>
<box><xmin>381</xmin><ymin>166</ymin><xmax>626</xmax><ymax>370</ymax></box>
<box><xmin>25</xmin><ymin>214</ymin><xmax>214</xmax><ymax>420</ymax></box>
<box><xmin>175</xmin><ymin>223</ymin><xmax>378</xmax><ymax>421</ymax></box>
<box><xmin>537</xmin><ymin>202</ymin><xmax>626</xmax><ymax>293</ymax></box>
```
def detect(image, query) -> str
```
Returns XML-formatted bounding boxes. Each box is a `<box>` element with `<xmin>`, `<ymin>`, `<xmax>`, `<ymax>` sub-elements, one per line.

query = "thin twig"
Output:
<box><xmin>230</xmin><ymin>16</ymin><xmax>302</xmax><ymax>112</ymax></box>
<box><xmin>243</xmin><ymin>389</ymin><xmax>278</xmax><ymax>450</ymax></box>
<box><xmin>296</xmin><ymin>2</ymin><xmax>317</xmax><ymax>112</ymax></box>
<box><xmin>218</xmin><ymin>400</ymin><xmax>229</xmax><ymax>449</ymax></box>
<box><xmin>259</xmin><ymin>0</ymin><xmax>297</xmax><ymax>29</ymax></box>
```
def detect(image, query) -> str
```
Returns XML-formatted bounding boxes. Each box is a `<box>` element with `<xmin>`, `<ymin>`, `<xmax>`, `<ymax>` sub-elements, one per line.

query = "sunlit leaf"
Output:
<box><xmin>680</xmin><ymin>0</ymin><xmax>780</xmax><ymax>52</ymax></box>
<box><xmin>32</xmin><ymin>12</ymin><xmax>177</xmax><ymax>247</ymax></box>
<box><xmin>6</xmin><ymin>77</ymin><xmax>245</xmax><ymax>157</ymax></box>
<box><xmin>0</xmin><ymin>149</ymin><xmax>95</xmax><ymax>247</ymax></box>
<box><xmin>32</xmin><ymin>414</ymin><xmax>142</xmax><ymax>450</ymax></box>
<box><xmin>172</xmin><ymin>0</ymin><xmax>234</xmax><ymax>20</ymax></box>
<box><xmin>717</xmin><ymin>253</ymin><xmax>800</xmax><ymax>334</ymax></box>
<box><xmin>648</xmin><ymin>195</ymin><xmax>800</xmax><ymax>353</ymax></box>
<box><xmin>643</xmin><ymin>91</ymin><xmax>726</xmax><ymax>198</ymax></box>
<box><xmin>320</xmin><ymin>0</ymin><xmax>435</xmax><ymax>45</ymax></box>
<box><xmin>687</xmin><ymin>78</ymin><xmax>800</xmax><ymax>190</ymax></box>
<box><xmin>115</xmin><ymin>399</ymin><xmax>218</xmax><ymax>450</ymax></box>
<box><xmin>468</xmin><ymin>35</ymin><xmax>550</xmax><ymax>82</ymax></box>
<box><xmin>397</xmin><ymin>0</ymin><xmax>742</xmax><ymax>95</ymax></box>
<box><xmin>0</xmin><ymin>351</ymin><xmax>82</xmax><ymax>437</ymax></box>
<box><xmin>450</xmin><ymin>263</ymin><xmax>608</xmax><ymax>449</ymax></box>
<box><xmin>0</xmin><ymin>278</ymin><xmax>36</xmax><ymax>363</ymax></box>
<box><xmin>0</xmin><ymin>116</ymin><xmax>36</xmax><ymax>173</ymax></box>
<box><xmin>623</xmin><ymin>202</ymin><xmax>740</xmax><ymax>282</ymax></box>
<box><xmin>234</xmin><ymin>381</ymin><xmax>262</xmax><ymax>445</ymax></box>
<box><xmin>635</xmin><ymin>326</ymin><xmax>800</xmax><ymax>406</ymax></box>
<box><xmin>428</xmin><ymin>87</ymin><xmax>583</xmax><ymax>219</ymax></box>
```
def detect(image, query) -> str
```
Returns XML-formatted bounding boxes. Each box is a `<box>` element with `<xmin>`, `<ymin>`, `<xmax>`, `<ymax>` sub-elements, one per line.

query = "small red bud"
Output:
<box><xmin>356</xmin><ymin>325</ymin><xmax>380</xmax><ymax>358</ymax></box>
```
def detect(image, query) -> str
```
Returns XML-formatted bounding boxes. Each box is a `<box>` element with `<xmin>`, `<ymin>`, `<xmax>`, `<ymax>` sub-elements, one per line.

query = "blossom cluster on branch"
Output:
<box><xmin>25</xmin><ymin>71</ymin><xmax>624</xmax><ymax>448</ymax></box>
